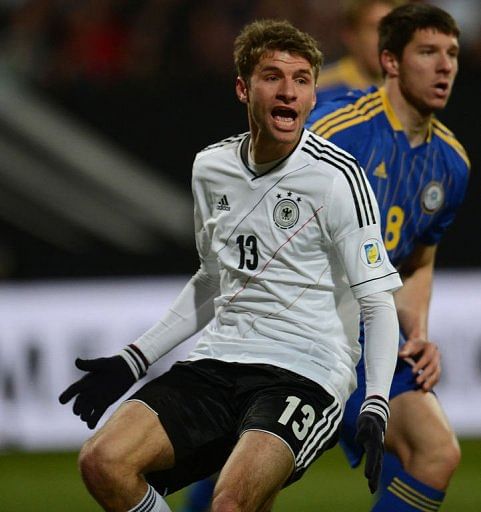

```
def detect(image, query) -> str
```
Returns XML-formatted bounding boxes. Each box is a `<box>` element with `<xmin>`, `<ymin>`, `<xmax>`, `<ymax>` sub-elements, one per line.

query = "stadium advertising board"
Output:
<box><xmin>0</xmin><ymin>272</ymin><xmax>480</xmax><ymax>449</ymax></box>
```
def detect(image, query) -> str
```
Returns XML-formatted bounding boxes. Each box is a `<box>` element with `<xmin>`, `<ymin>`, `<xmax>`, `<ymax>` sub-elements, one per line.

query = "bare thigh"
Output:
<box><xmin>85</xmin><ymin>400</ymin><xmax>176</xmax><ymax>474</ymax></box>
<box><xmin>212</xmin><ymin>430</ymin><xmax>295</xmax><ymax>512</ymax></box>
<box><xmin>385</xmin><ymin>389</ymin><xmax>459</xmax><ymax>488</ymax></box>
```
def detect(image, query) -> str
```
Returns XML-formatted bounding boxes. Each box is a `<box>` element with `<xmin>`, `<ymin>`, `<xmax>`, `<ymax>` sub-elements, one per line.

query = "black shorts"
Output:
<box><xmin>127</xmin><ymin>359</ymin><xmax>342</xmax><ymax>495</ymax></box>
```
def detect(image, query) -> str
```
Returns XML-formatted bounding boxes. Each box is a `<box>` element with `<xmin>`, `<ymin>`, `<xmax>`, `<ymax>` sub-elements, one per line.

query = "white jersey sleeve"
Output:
<box><xmin>359</xmin><ymin>291</ymin><xmax>398</xmax><ymax>401</ymax></box>
<box><xmin>133</xmin><ymin>265</ymin><xmax>218</xmax><ymax>365</ymax></box>
<box><xmin>192</xmin><ymin>170</ymin><xmax>220</xmax><ymax>278</ymax></box>
<box><xmin>327</xmin><ymin>169</ymin><xmax>402</xmax><ymax>298</ymax></box>
<box><xmin>132</xmin><ymin>169</ymin><xmax>220</xmax><ymax>365</ymax></box>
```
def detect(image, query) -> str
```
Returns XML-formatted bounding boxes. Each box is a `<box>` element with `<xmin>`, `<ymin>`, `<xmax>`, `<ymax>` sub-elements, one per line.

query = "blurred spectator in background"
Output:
<box><xmin>48</xmin><ymin>0</ymin><xmax>130</xmax><ymax>85</ymax></box>
<box><xmin>0</xmin><ymin>0</ymin><xmax>478</xmax><ymax>279</ymax></box>
<box><xmin>315</xmin><ymin>0</ymin><xmax>404</xmax><ymax>103</ymax></box>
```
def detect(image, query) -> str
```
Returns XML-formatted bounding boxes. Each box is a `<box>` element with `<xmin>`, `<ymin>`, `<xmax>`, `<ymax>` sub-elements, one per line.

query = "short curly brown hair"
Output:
<box><xmin>234</xmin><ymin>19</ymin><xmax>323</xmax><ymax>83</ymax></box>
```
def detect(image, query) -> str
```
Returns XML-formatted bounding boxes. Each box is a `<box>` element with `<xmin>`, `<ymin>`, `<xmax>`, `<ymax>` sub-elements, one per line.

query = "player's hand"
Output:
<box><xmin>59</xmin><ymin>349</ymin><xmax>145</xmax><ymax>429</ymax></box>
<box><xmin>398</xmin><ymin>338</ymin><xmax>441</xmax><ymax>391</ymax></box>
<box><xmin>355</xmin><ymin>396</ymin><xmax>389</xmax><ymax>494</ymax></box>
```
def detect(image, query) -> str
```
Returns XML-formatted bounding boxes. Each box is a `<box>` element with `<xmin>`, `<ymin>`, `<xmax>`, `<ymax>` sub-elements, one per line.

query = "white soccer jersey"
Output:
<box><xmin>187</xmin><ymin>129</ymin><xmax>402</xmax><ymax>405</ymax></box>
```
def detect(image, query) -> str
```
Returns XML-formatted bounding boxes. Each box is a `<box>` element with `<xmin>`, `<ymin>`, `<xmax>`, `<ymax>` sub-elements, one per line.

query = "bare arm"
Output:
<box><xmin>395</xmin><ymin>244</ymin><xmax>440</xmax><ymax>391</ymax></box>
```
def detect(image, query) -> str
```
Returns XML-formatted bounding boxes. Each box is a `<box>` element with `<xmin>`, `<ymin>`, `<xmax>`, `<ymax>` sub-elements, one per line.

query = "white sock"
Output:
<box><xmin>127</xmin><ymin>484</ymin><xmax>172</xmax><ymax>512</ymax></box>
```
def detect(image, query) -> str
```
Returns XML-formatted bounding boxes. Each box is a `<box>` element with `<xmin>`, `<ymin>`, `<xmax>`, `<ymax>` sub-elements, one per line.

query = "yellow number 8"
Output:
<box><xmin>384</xmin><ymin>205</ymin><xmax>404</xmax><ymax>251</ymax></box>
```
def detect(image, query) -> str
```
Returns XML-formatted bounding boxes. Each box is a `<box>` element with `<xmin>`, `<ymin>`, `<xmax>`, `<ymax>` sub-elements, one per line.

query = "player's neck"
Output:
<box><xmin>248</xmin><ymin>139</ymin><xmax>284</xmax><ymax>174</ymax></box>
<box><xmin>248</xmin><ymin>133</ymin><xmax>298</xmax><ymax>166</ymax></box>
<box><xmin>385</xmin><ymin>81</ymin><xmax>433</xmax><ymax>148</ymax></box>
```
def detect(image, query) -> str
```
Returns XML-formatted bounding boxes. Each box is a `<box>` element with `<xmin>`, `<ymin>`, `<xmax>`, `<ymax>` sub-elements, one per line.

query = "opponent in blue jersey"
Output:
<box><xmin>307</xmin><ymin>4</ymin><xmax>469</xmax><ymax>511</ymax></box>
<box><xmin>315</xmin><ymin>0</ymin><xmax>402</xmax><ymax>105</ymax></box>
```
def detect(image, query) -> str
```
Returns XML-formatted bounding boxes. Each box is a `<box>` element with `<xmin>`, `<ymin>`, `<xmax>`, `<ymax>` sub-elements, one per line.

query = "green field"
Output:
<box><xmin>1</xmin><ymin>439</ymin><xmax>480</xmax><ymax>511</ymax></box>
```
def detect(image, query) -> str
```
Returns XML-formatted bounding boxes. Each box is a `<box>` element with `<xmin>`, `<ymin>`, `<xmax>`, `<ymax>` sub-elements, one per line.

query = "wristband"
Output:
<box><xmin>119</xmin><ymin>344</ymin><xmax>149</xmax><ymax>380</ymax></box>
<box><xmin>360</xmin><ymin>395</ymin><xmax>390</xmax><ymax>426</ymax></box>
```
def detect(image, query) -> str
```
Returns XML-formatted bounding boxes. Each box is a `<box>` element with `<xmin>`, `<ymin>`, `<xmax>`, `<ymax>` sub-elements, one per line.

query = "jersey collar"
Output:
<box><xmin>239</xmin><ymin>132</ymin><xmax>305</xmax><ymax>180</ymax></box>
<box><xmin>379</xmin><ymin>86</ymin><xmax>433</xmax><ymax>143</ymax></box>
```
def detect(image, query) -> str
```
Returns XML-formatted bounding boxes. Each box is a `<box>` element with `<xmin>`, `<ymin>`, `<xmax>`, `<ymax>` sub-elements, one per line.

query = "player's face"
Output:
<box><xmin>397</xmin><ymin>28</ymin><xmax>459</xmax><ymax>113</ymax></box>
<box><xmin>236</xmin><ymin>50</ymin><xmax>316</xmax><ymax>162</ymax></box>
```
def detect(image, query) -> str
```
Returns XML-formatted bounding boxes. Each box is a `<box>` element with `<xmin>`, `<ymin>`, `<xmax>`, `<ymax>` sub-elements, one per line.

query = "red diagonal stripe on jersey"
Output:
<box><xmin>228</xmin><ymin>205</ymin><xmax>324</xmax><ymax>305</ymax></box>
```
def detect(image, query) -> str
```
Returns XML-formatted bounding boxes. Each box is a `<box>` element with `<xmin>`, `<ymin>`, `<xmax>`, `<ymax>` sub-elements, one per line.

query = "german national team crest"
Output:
<box><xmin>421</xmin><ymin>181</ymin><xmax>444</xmax><ymax>213</ymax></box>
<box><xmin>360</xmin><ymin>238</ymin><xmax>384</xmax><ymax>268</ymax></box>
<box><xmin>273</xmin><ymin>198</ymin><xmax>299</xmax><ymax>229</ymax></box>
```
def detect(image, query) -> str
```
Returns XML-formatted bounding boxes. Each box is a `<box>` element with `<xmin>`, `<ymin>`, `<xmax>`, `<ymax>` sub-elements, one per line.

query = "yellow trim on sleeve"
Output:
<box><xmin>319</xmin><ymin>104</ymin><xmax>384</xmax><ymax>139</ymax></box>
<box><xmin>432</xmin><ymin>123</ymin><xmax>471</xmax><ymax>168</ymax></box>
<box><xmin>310</xmin><ymin>91</ymin><xmax>382</xmax><ymax>137</ymax></box>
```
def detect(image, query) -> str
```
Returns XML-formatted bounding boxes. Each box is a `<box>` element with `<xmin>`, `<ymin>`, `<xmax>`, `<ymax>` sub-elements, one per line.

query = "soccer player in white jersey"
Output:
<box><xmin>59</xmin><ymin>19</ymin><xmax>402</xmax><ymax>512</ymax></box>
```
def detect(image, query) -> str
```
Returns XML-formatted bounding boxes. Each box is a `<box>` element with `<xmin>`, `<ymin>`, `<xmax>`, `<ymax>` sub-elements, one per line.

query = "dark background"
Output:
<box><xmin>0</xmin><ymin>0</ymin><xmax>479</xmax><ymax>280</ymax></box>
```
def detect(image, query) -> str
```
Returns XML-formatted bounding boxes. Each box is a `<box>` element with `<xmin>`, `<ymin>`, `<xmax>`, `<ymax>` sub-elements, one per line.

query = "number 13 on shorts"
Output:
<box><xmin>278</xmin><ymin>395</ymin><xmax>316</xmax><ymax>441</ymax></box>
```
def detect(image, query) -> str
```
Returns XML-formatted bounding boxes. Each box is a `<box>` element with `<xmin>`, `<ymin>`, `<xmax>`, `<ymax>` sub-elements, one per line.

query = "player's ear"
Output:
<box><xmin>236</xmin><ymin>76</ymin><xmax>249</xmax><ymax>104</ymax></box>
<box><xmin>380</xmin><ymin>49</ymin><xmax>399</xmax><ymax>77</ymax></box>
<box><xmin>311</xmin><ymin>89</ymin><xmax>317</xmax><ymax>111</ymax></box>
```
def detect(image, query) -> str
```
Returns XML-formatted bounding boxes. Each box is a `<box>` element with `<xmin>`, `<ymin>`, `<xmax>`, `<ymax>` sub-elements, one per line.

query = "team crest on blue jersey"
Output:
<box><xmin>273</xmin><ymin>198</ymin><xmax>299</xmax><ymax>229</ymax></box>
<box><xmin>422</xmin><ymin>181</ymin><xmax>444</xmax><ymax>213</ymax></box>
<box><xmin>360</xmin><ymin>238</ymin><xmax>384</xmax><ymax>268</ymax></box>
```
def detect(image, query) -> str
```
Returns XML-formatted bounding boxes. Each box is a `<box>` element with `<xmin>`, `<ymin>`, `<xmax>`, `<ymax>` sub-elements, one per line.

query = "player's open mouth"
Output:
<box><xmin>434</xmin><ymin>82</ymin><xmax>449</xmax><ymax>94</ymax></box>
<box><xmin>271</xmin><ymin>107</ymin><xmax>298</xmax><ymax>127</ymax></box>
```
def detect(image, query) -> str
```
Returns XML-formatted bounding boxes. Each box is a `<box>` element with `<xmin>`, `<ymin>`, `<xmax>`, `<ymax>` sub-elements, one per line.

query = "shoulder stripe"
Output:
<box><xmin>431</xmin><ymin>117</ymin><xmax>453</xmax><ymax>136</ymax></box>
<box><xmin>318</xmin><ymin>104</ymin><xmax>384</xmax><ymax>140</ymax></box>
<box><xmin>310</xmin><ymin>90</ymin><xmax>381</xmax><ymax>134</ymax></box>
<box><xmin>311</xmin><ymin>96</ymin><xmax>383</xmax><ymax>139</ymax></box>
<box><xmin>432</xmin><ymin>125</ymin><xmax>470</xmax><ymax>168</ymax></box>
<box><xmin>200</xmin><ymin>132</ymin><xmax>248</xmax><ymax>152</ymax></box>
<box><xmin>304</xmin><ymin>135</ymin><xmax>376</xmax><ymax>228</ymax></box>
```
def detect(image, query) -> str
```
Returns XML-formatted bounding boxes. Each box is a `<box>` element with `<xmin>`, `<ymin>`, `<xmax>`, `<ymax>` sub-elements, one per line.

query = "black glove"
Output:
<box><xmin>355</xmin><ymin>395</ymin><xmax>389</xmax><ymax>494</ymax></box>
<box><xmin>59</xmin><ymin>344</ymin><xmax>148</xmax><ymax>429</ymax></box>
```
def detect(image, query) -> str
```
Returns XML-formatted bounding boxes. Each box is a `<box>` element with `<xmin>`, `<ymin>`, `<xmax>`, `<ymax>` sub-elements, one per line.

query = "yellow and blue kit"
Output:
<box><xmin>308</xmin><ymin>86</ymin><xmax>470</xmax><ymax>270</ymax></box>
<box><xmin>307</xmin><ymin>85</ymin><xmax>470</xmax><ymax>469</ymax></box>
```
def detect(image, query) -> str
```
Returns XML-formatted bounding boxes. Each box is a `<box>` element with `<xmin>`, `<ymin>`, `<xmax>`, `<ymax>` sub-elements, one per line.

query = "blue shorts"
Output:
<box><xmin>340</xmin><ymin>329</ymin><xmax>420</xmax><ymax>468</ymax></box>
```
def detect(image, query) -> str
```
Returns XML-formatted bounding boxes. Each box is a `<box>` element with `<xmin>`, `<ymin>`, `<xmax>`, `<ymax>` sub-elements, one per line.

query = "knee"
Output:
<box><xmin>78</xmin><ymin>436</ymin><xmax>123</xmax><ymax>490</ymax></box>
<box><xmin>211</xmin><ymin>490</ymin><xmax>243</xmax><ymax>512</ymax></box>
<box><xmin>432</xmin><ymin>434</ymin><xmax>461</xmax><ymax>476</ymax></box>
<box><xmin>396</xmin><ymin>427</ymin><xmax>461</xmax><ymax>486</ymax></box>
<box><xmin>421</xmin><ymin>433</ymin><xmax>461</xmax><ymax>489</ymax></box>
<box><xmin>418</xmin><ymin>427</ymin><xmax>461</xmax><ymax>475</ymax></box>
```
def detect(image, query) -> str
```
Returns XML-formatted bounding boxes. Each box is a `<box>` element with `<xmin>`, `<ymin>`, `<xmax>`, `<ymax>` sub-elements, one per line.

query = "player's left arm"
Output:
<box><xmin>356</xmin><ymin>290</ymin><xmax>399</xmax><ymax>493</ymax></box>
<box><xmin>328</xmin><ymin>169</ymin><xmax>401</xmax><ymax>493</ymax></box>
<box><xmin>395</xmin><ymin>243</ymin><xmax>440</xmax><ymax>391</ymax></box>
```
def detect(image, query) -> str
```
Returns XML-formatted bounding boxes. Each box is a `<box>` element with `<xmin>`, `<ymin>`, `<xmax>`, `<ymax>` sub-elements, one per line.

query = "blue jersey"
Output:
<box><xmin>307</xmin><ymin>86</ymin><xmax>470</xmax><ymax>268</ymax></box>
<box><xmin>315</xmin><ymin>56</ymin><xmax>376</xmax><ymax>106</ymax></box>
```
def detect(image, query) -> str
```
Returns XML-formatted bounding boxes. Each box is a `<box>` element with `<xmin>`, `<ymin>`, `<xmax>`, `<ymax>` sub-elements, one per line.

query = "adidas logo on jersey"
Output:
<box><xmin>216</xmin><ymin>195</ymin><xmax>230</xmax><ymax>211</ymax></box>
<box><xmin>373</xmin><ymin>162</ymin><xmax>387</xmax><ymax>179</ymax></box>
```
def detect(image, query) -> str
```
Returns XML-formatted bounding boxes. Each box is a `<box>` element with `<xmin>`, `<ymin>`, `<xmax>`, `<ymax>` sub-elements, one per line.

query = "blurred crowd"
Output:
<box><xmin>3</xmin><ymin>1</ymin><xmax>480</xmax><ymax>86</ymax></box>
<box><xmin>0</xmin><ymin>0</ymin><xmax>350</xmax><ymax>189</ymax></box>
<box><xmin>0</xmin><ymin>0</ymin><xmax>479</xmax><ymax>277</ymax></box>
<box><xmin>1</xmin><ymin>1</ymin><xmax>345</xmax><ymax>88</ymax></box>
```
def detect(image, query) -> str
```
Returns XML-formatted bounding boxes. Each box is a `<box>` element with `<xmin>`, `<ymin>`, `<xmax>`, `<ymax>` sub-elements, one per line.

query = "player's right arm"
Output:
<box><xmin>59</xmin><ymin>162</ymin><xmax>220</xmax><ymax>428</ymax></box>
<box><xmin>58</xmin><ymin>265</ymin><xmax>219</xmax><ymax>428</ymax></box>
